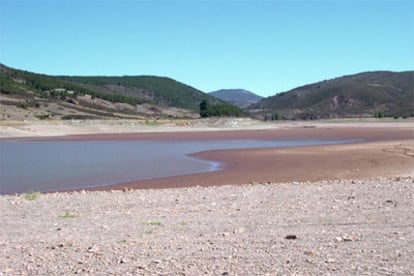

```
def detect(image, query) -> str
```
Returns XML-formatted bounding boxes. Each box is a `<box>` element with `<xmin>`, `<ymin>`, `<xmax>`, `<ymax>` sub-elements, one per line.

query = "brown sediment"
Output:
<box><xmin>82</xmin><ymin>125</ymin><xmax>414</xmax><ymax>191</ymax></box>
<box><xmin>26</xmin><ymin>124</ymin><xmax>413</xmax><ymax>142</ymax></box>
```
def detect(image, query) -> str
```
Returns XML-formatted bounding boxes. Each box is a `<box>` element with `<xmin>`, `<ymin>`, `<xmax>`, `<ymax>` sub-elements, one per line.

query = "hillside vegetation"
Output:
<box><xmin>59</xmin><ymin>75</ymin><xmax>221</xmax><ymax>111</ymax></box>
<box><xmin>250</xmin><ymin>71</ymin><xmax>414</xmax><ymax>120</ymax></box>
<box><xmin>0</xmin><ymin>64</ymin><xmax>239</xmax><ymax>120</ymax></box>
<box><xmin>199</xmin><ymin>99</ymin><xmax>247</xmax><ymax>118</ymax></box>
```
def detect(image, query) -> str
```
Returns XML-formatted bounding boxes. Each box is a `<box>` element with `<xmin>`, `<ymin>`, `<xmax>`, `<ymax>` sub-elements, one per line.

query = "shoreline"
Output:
<box><xmin>44</xmin><ymin>124</ymin><xmax>414</xmax><ymax>192</ymax></box>
<box><xmin>92</xmin><ymin>124</ymin><xmax>414</xmax><ymax>191</ymax></box>
<box><xmin>1</xmin><ymin>121</ymin><xmax>413</xmax><ymax>194</ymax></box>
<box><xmin>101</xmin><ymin>138</ymin><xmax>414</xmax><ymax>192</ymax></box>
<box><xmin>1</xmin><ymin>118</ymin><xmax>413</xmax><ymax>139</ymax></box>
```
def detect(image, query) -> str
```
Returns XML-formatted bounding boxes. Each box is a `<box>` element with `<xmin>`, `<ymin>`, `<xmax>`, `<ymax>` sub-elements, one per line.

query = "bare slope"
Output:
<box><xmin>250</xmin><ymin>71</ymin><xmax>414</xmax><ymax>119</ymax></box>
<box><xmin>0</xmin><ymin>64</ymin><xmax>224</xmax><ymax>120</ymax></box>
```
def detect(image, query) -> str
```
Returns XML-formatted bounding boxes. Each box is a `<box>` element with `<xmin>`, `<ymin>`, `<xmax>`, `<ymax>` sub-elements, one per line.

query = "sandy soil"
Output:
<box><xmin>0</xmin><ymin>118</ymin><xmax>274</xmax><ymax>138</ymax></box>
<box><xmin>1</xmin><ymin>177</ymin><xmax>413</xmax><ymax>275</ymax></box>
<box><xmin>1</xmin><ymin>117</ymin><xmax>412</xmax><ymax>139</ymax></box>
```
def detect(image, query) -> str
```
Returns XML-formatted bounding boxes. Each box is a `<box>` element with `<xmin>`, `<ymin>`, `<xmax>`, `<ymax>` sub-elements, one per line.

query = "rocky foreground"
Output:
<box><xmin>1</xmin><ymin>177</ymin><xmax>413</xmax><ymax>275</ymax></box>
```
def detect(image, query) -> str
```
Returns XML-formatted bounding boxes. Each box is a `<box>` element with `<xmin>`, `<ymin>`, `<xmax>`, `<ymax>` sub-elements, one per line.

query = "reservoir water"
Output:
<box><xmin>0</xmin><ymin>138</ymin><xmax>356</xmax><ymax>194</ymax></box>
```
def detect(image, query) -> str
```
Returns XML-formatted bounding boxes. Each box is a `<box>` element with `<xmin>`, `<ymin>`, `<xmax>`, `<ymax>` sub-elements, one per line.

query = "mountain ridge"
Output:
<box><xmin>250</xmin><ymin>71</ymin><xmax>414</xmax><ymax>120</ymax></box>
<box><xmin>209</xmin><ymin>89</ymin><xmax>263</xmax><ymax>108</ymax></box>
<box><xmin>0</xmin><ymin>63</ymin><xmax>236</xmax><ymax>120</ymax></box>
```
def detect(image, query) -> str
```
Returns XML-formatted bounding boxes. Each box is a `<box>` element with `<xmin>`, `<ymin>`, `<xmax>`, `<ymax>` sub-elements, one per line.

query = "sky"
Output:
<box><xmin>0</xmin><ymin>0</ymin><xmax>413</xmax><ymax>97</ymax></box>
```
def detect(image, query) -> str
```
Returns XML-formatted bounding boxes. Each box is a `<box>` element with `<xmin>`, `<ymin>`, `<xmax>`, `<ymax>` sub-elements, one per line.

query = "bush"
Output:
<box><xmin>22</xmin><ymin>192</ymin><xmax>40</xmax><ymax>201</ymax></box>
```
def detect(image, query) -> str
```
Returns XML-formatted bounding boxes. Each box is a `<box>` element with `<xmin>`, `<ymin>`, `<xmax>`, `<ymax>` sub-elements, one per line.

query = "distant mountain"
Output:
<box><xmin>209</xmin><ymin>89</ymin><xmax>263</xmax><ymax>108</ymax></box>
<box><xmin>250</xmin><ymin>71</ymin><xmax>414</xmax><ymax>120</ymax></box>
<box><xmin>0</xmin><ymin>64</ymin><xmax>234</xmax><ymax>120</ymax></box>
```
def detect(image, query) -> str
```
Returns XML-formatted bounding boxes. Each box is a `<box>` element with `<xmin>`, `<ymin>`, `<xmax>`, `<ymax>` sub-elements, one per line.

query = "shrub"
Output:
<box><xmin>22</xmin><ymin>192</ymin><xmax>40</xmax><ymax>201</ymax></box>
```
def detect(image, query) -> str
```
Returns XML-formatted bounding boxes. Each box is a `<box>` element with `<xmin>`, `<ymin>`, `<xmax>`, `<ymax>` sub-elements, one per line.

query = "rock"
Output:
<box><xmin>342</xmin><ymin>236</ymin><xmax>353</xmax><ymax>242</ymax></box>
<box><xmin>326</xmin><ymin>258</ymin><xmax>336</xmax><ymax>264</ymax></box>
<box><xmin>233</xmin><ymin>227</ymin><xmax>245</xmax><ymax>234</ymax></box>
<box><xmin>1</xmin><ymin>176</ymin><xmax>414</xmax><ymax>275</ymax></box>
<box><xmin>120</xmin><ymin>258</ymin><xmax>128</xmax><ymax>264</ymax></box>
<box><xmin>336</xmin><ymin>236</ymin><xmax>354</xmax><ymax>242</ymax></box>
<box><xmin>304</xmin><ymin>250</ymin><xmax>317</xmax><ymax>256</ymax></box>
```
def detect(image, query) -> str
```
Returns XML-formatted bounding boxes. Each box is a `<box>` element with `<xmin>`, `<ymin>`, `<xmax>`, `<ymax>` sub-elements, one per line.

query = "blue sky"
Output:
<box><xmin>1</xmin><ymin>0</ymin><xmax>413</xmax><ymax>97</ymax></box>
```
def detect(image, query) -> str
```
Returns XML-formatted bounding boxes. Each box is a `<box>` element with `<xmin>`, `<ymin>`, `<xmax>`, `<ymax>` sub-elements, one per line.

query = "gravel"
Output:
<box><xmin>1</xmin><ymin>177</ymin><xmax>413</xmax><ymax>275</ymax></box>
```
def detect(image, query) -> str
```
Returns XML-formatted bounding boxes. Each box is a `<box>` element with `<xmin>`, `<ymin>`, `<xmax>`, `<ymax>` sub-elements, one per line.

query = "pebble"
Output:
<box><xmin>1</xmin><ymin>177</ymin><xmax>413</xmax><ymax>275</ymax></box>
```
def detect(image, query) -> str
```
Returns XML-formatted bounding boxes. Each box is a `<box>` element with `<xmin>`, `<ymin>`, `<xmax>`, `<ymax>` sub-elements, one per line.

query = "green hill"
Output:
<box><xmin>58</xmin><ymin>75</ymin><xmax>221</xmax><ymax>111</ymax></box>
<box><xmin>250</xmin><ymin>71</ymin><xmax>414</xmax><ymax>120</ymax></box>
<box><xmin>0</xmin><ymin>64</ymin><xmax>232</xmax><ymax>120</ymax></box>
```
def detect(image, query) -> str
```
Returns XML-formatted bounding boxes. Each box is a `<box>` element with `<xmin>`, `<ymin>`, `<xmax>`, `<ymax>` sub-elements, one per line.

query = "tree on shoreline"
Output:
<box><xmin>199</xmin><ymin>99</ymin><xmax>210</xmax><ymax>118</ymax></box>
<box><xmin>199</xmin><ymin>99</ymin><xmax>246</xmax><ymax>118</ymax></box>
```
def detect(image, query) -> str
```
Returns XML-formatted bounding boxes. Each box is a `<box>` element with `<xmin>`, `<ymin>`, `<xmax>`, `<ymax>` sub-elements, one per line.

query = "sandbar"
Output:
<box><xmin>60</xmin><ymin>123</ymin><xmax>413</xmax><ymax>191</ymax></box>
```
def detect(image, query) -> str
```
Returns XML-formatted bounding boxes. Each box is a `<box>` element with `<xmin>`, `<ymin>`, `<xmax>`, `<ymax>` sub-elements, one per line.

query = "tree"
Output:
<box><xmin>199</xmin><ymin>100</ymin><xmax>210</xmax><ymax>118</ymax></box>
<box><xmin>271</xmin><ymin>113</ymin><xmax>280</xmax><ymax>120</ymax></box>
<box><xmin>199</xmin><ymin>99</ymin><xmax>246</xmax><ymax>118</ymax></box>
